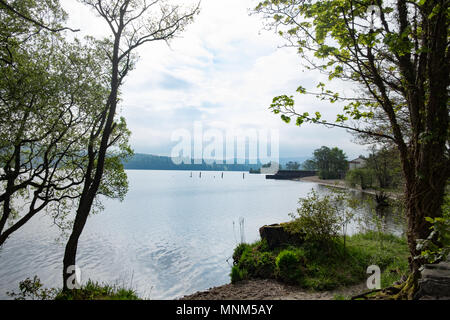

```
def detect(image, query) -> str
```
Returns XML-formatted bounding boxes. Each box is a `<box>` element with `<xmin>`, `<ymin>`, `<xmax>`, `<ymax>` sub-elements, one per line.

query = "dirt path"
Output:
<box><xmin>180</xmin><ymin>279</ymin><xmax>367</xmax><ymax>300</ymax></box>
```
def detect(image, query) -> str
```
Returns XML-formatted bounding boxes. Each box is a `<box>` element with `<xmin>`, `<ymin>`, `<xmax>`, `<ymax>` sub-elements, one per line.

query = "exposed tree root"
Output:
<box><xmin>390</xmin><ymin>273</ymin><xmax>419</xmax><ymax>300</ymax></box>
<box><xmin>351</xmin><ymin>273</ymin><xmax>420</xmax><ymax>300</ymax></box>
<box><xmin>351</xmin><ymin>286</ymin><xmax>401</xmax><ymax>300</ymax></box>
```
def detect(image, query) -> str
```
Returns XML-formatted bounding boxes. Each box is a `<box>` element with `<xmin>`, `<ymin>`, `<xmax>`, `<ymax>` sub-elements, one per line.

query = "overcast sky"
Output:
<box><xmin>61</xmin><ymin>0</ymin><xmax>368</xmax><ymax>161</ymax></box>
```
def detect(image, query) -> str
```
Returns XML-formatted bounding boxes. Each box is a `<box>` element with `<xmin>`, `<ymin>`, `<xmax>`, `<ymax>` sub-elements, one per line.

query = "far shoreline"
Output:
<box><xmin>124</xmin><ymin>168</ymin><xmax>250</xmax><ymax>172</ymax></box>
<box><xmin>296</xmin><ymin>176</ymin><xmax>401</xmax><ymax>200</ymax></box>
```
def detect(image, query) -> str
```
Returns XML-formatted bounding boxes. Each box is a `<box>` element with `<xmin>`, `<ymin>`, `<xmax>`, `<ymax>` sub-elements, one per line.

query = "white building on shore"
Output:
<box><xmin>349</xmin><ymin>157</ymin><xmax>366</xmax><ymax>170</ymax></box>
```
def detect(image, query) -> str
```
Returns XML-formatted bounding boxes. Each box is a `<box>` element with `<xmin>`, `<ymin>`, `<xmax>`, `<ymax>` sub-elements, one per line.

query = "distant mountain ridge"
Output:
<box><xmin>123</xmin><ymin>153</ymin><xmax>311</xmax><ymax>171</ymax></box>
<box><xmin>123</xmin><ymin>153</ymin><xmax>262</xmax><ymax>171</ymax></box>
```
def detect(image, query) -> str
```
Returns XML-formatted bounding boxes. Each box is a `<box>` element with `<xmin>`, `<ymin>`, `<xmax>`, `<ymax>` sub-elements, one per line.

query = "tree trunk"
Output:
<box><xmin>398</xmin><ymin>131</ymin><xmax>448</xmax><ymax>298</ymax></box>
<box><xmin>406</xmin><ymin>187</ymin><xmax>441</xmax><ymax>268</ymax></box>
<box><xmin>61</xmin><ymin>121</ymin><xmax>116</xmax><ymax>291</ymax></box>
<box><xmin>61</xmin><ymin>28</ymin><xmax>122</xmax><ymax>292</ymax></box>
<box><xmin>62</xmin><ymin>197</ymin><xmax>93</xmax><ymax>290</ymax></box>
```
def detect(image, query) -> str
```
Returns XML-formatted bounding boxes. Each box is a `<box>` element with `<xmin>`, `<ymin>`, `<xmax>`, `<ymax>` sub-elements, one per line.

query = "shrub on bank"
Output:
<box><xmin>236</xmin><ymin>243</ymin><xmax>276</xmax><ymax>279</ymax></box>
<box><xmin>230</xmin><ymin>265</ymin><xmax>248</xmax><ymax>283</ymax></box>
<box><xmin>233</xmin><ymin>243</ymin><xmax>251</xmax><ymax>263</ymax></box>
<box><xmin>285</xmin><ymin>190</ymin><xmax>343</xmax><ymax>245</ymax></box>
<box><xmin>230</xmin><ymin>232</ymin><xmax>409</xmax><ymax>291</ymax></box>
<box><xmin>275</xmin><ymin>249</ymin><xmax>305</xmax><ymax>284</ymax></box>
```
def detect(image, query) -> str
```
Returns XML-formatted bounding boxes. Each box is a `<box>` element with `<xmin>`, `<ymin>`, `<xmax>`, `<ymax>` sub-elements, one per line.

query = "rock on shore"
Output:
<box><xmin>416</xmin><ymin>256</ymin><xmax>450</xmax><ymax>300</ymax></box>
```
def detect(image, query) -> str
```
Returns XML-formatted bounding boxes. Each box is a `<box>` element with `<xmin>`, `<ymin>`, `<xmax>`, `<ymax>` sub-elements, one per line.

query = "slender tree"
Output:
<box><xmin>0</xmin><ymin>1</ymin><xmax>128</xmax><ymax>246</ymax></box>
<box><xmin>62</xmin><ymin>0</ymin><xmax>200</xmax><ymax>290</ymax></box>
<box><xmin>254</xmin><ymin>0</ymin><xmax>449</xmax><ymax>298</ymax></box>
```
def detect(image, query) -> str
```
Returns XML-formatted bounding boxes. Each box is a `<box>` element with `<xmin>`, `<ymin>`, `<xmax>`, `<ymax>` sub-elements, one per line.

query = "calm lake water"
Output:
<box><xmin>0</xmin><ymin>170</ymin><xmax>404</xmax><ymax>299</ymax></box>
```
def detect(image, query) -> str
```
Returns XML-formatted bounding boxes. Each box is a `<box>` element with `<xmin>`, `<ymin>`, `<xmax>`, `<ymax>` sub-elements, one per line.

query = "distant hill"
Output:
<box><xmin>122</xmin><ymin>153</ymin><xmax>313</xmax><ymax>172</ymax></box>
<box><xmin>123</xmin><ymin>153</ymin><xmax>264</xmax><ymax>172</ymax></box>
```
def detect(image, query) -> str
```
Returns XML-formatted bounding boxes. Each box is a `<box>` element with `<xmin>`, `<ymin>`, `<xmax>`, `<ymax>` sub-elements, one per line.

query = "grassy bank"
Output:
<box><xmin>55</xmin><ymin>281</ymin><xmax>140</xmax><ymax>300</ymax></box>
<box><xmin>230</xmin><ymin>231</ymin><xmax>409</xmax><ymax>292</ymax></box>
<box><xmin>7</xmin><ymin>278</ymin><xmax>140</xmax><ymax>300</ymax></box>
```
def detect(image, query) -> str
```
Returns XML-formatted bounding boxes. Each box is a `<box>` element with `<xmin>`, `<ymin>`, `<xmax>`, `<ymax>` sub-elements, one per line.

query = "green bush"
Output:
<box><xmin>319</xmin><ymin>170</ymin><xmax>341</xmax><ymax>180</ymax></box>
<box><xmin>345</xmin><ymin>168</ymin><xmax>375</xmax><ymax>189</ymax></box>
<box><xmin>230</xmin><ymin>266</ymin><xmax>248</xmax><ymax>284</ymax></box>
<box><xmin>239</xmin><ymin>249</ymin><xmax>257</xmax><ymax>275</ymax></box>
<box><xmin>255</xmin><ymin>252</ymin><xmax>276</xmax><ymax>278</ymax></box>
<box><xmin>238</xmin><ymin>247</ymin><xmax>276</xmax><ymax>279</ymax></box>
<box><xmin>275</xmin><ymin>250</ymin><xmax>302</xmax><ymax>284</ymax></box>
<box><xmin>286</xmin><ymin>190</ymin><xmax>342</xmax><ymax>245</ymax></box>
<box><xmin>233</xmin><ymin>243</ymin><xmax>251</xmax><ymax>264</ymax></box>
<box><xmin>230</xmin><ymin>241</ymin><xmax>277</xmax><ymax>283</ymax></box>
<box><xmin>257</xmin><ymin>239</ymin><xmax>270</xmax><ymax>252</ymax></box>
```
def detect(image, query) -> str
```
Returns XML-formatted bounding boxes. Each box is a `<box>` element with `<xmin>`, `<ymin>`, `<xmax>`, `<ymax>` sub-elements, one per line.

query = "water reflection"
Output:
<box><xmin>316</xmin><ymin>185</ymin><xmax>406</xmax><ymax>237</ymax></box>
